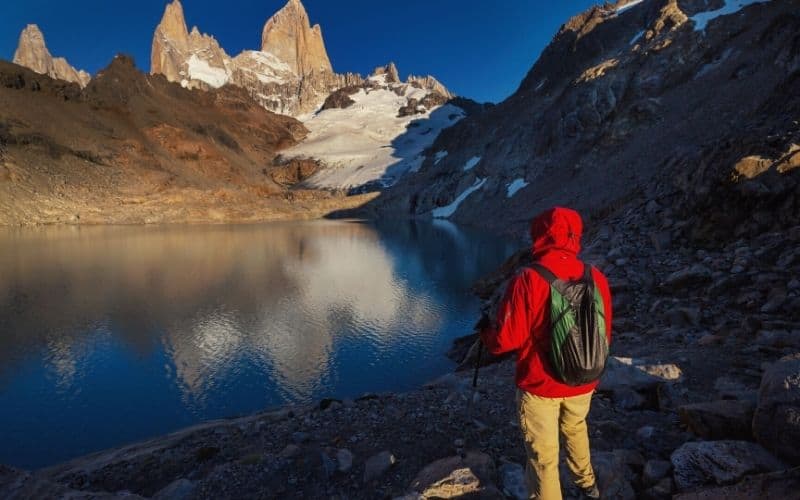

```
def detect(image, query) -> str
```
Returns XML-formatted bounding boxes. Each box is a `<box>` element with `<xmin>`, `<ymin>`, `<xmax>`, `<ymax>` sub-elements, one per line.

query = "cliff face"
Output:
<box><xmin>260</xmin><ymin>0</ymin><xmax>333</xmax><ymax>77</ymax></box>
<box><xmin>367</xmin><ymin>0</ymin><xmax>799</xmax><ymax>243</ymax></box>
<box><xmin>149</xmin><ymin>0</ymin><xmax>350</xmax><ymax>115</ymax></box>
<box><xmin>12</xmin><ymin>24</ymin><xmax>90</xmax><ymax>88</ymax></box>
<box><xmin>150</xmin><ymin>0</ymin><xmax>231</xmax><ymax>89</ymax></box>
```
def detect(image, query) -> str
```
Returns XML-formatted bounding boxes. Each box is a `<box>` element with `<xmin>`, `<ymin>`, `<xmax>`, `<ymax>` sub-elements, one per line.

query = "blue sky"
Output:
<box><xmin>0</xmin><ymin>0</ymin><xmax>599</xmax><ymax>103</ymax></box>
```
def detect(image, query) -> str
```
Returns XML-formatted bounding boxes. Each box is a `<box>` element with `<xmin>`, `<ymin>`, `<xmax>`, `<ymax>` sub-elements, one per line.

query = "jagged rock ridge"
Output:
<box><xmin>12</xmin><ymin>24</ymin><xmax>90</xmax><ymax>88</ymax></box>
<box><xmin>149</xmin><ymin>0</ymin><xmax>451</xmax><ymax>117</ymax></box>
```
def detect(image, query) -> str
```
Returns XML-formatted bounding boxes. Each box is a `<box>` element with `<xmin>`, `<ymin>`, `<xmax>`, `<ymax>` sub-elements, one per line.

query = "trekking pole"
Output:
<box><xmin>472</xmin><ymin>341</ymin><xmax>483</xmax><ymax>389</ymax></box>
<box><xmin>460</xmin><ymin>340</ymin><xmax>484</xmax><ymax>459</ymax></box>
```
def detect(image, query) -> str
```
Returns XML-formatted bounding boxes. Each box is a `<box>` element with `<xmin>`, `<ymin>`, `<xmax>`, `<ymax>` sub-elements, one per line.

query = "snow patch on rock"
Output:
<box><xmin>187</xmin><ymin>54</ymin><xmax>229</xmax><ymax>88</ymax></box>
<box><xmin>506</xmin><ymin>178</ymin><xmax>529</xmax><ymax>198</ymax></box>
<box><xmin>616</xmin><ymin>0</ymin><xmax>646</xmax><ymax>15</ymax></box>
<box><xmin>691</xmin><ymin>0</ymin><xmax>772</xmax><ymax>31</ymax></box>
<box><xmin>434</xmin><ymin>151</ymin><xmax>448</xmax><ymax>165</ymax></box>
<box><xmin>432</xmin><ymin>178</ymin><xmax>487</xmax><ymax>219</ymax></box>
<box><xmin>287</xmin><ymin>85</ymin><xmax>464</xmax><ymax>189</ymax></box>
<box><xmin>463</xmin><ymin>156</ymin><xmax>481</xmax><ymax>171</ymax></box>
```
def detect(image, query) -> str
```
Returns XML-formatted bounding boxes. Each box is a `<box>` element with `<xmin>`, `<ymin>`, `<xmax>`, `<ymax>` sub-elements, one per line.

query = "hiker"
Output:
<box><xmin>478</xmin><ymin>207</ymin><xmax>612</xmax><ymax>500</ymax></box>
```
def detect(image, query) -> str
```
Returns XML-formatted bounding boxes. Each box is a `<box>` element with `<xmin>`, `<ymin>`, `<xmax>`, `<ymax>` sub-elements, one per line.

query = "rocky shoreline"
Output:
<box><xmin>3</xmin><ymin>210</ymin><xmax>800</xmax><ymax>499</ymax></box>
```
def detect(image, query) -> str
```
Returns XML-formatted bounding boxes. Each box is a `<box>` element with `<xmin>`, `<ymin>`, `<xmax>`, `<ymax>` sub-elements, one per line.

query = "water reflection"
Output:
<box><xmin>0</xmin><ymin>220</ymin><xmax>516</xmax><ymax>468</ymax></box>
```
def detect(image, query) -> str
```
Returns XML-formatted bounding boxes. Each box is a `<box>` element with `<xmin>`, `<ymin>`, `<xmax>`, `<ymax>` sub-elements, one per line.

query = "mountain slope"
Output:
<box><xmin>363</xmin><ymin>0</ymin><xmax>799</xmax><ymax>240</ymax></box>
<box><xmin>284</xmin><ymin>65</ymin><xmax>465</xmax><ymax>191</ymax></box>
<box><xmin>0</xmin><ymin>56</ymin><xmax>373</xmax><ymax>225</ymax></box>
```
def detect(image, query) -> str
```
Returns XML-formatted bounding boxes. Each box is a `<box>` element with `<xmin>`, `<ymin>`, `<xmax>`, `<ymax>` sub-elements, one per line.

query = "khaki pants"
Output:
<box><xmin>517</xmin><ymin>389</ymin><xmax>596</xmax><ymax>500</ymax></box>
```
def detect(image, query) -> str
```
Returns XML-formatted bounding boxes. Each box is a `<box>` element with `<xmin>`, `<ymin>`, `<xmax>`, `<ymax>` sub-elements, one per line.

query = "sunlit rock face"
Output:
<box><xmin>150</xmin><ymin>0</ymin><xmax>232</xmax><ymax>90</ymax></box>
<box><xmin>260</xmin><ymin>0</ymin><xmax>333</xmax><ymax>77</ymax></box>
<box><xmin>149</xmin><ymin>0</ymin><xmax>350</xmax><ymax>115</ymax></box>
<box><xmin>13</xmin><ymin>24</ymin><xmax>90</xmax><ymax>87</ymax></box>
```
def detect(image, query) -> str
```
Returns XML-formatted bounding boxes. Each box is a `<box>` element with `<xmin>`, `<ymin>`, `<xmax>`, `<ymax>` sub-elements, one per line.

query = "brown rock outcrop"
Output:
<box><xmin>12</xmin><ymin>24</ymin><xmax>90</xmax><ymax>88</ymax></box>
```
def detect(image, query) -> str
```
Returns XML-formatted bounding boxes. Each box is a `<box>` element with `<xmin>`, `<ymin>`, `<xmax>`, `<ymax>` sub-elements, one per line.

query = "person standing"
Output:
<box><xmin>479</xmin><ymin>207</ymin><xmax>612</xmax><ymax>500</ymax></box>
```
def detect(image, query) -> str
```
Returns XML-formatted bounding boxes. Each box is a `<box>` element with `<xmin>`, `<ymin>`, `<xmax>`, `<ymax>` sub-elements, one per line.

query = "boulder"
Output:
<box><xmin>153</xmin><ymin>478</ymin><xmax>196</xmax><ymax>500</ymax></box>
<box><xmin>670</xmin><ymin>441</ymin><xmax>786</xmax><ymax>491</ymax></box>
<box><xmin>678</xmin><ymin>400</ymin><xmax>755</xmax><ymax>440</ymax></box>
<box><xmin>753</xmin><ymin>353</ymin><xmax>800</xmax><ymax>465</ymax></box>
<box><xmin>713</xmin><ymin>377</ymin><xmax>758</xmax><ymax>402</ymax></box>
<box><xmin>586</xmin><ymin>450</ymin><xmax>636</xmax><ymax>500</ymax></box>
<box><xmin>658</xmin><ymin>382</ymin><xmax>692</xmax><ymax>410</ymax></box>
<box><xmin>644</xmin><ymin>477</ymin><xmax>674</xmax><ymax>498</ymax></box>
<box><xmin>643</xmin><ymin>459</ymin><xmax>672</xmax><ymax>486</ymax></box>
<box><xmin>410</xmin><ymin>452</ymin><xmax>496</xmax><ymax>498</ymax></box>
<box><xmin>663</xmin><ymin>264</ymin><xmax>712</xmax><ymax>289</ymax></box>
<box><xmin>336</xmin><ymin>448</ymin><xmax>353</xmax><ymax>473</ymax></box>
<box><xmin>612</xmin><ymin>388</ymin><xmax>648</xmax><ymax>410</ymax></box>
<box><xmin>499</xmin><ymin>462</ymin><xmax>527</xmax><ymax>500</ymax></box>
<box><xmin>599</xmin><ymin>357</ymin><xmax>682</xmax><ymax>407</ymax></box>
<box><xmin>364</xmin><ymin>451</ymin><xmax>396</xmax><ymax>482</ymax></box>
<box><xmin>755</xmin><ymin>330</ymin><xmax>800</xmax><ymax>349</ymax></box>
<box><xmin>672</xmin><ymin>467</ymin><xmax>800</xmax><ymax>500</ymax></box>
<box><xmin>0</xmin><ymin>464</ymin><xmax>140</xmax><ymax>499</ymax></box>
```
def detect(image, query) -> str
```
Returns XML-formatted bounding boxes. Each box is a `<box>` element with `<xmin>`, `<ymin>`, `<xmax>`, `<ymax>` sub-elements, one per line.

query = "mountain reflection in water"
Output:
<box><xmin>0</xmin><ymin>220</ymin><xmax>516</xmax><ymax>468</ymax></box>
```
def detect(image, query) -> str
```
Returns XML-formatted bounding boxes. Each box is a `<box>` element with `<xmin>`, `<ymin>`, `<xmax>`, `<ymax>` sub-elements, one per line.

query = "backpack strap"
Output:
<box><xmin>583</xmin><ymin>263</ymin><xmax>593</xmax><ymax>284</ymax></box>
<box><xmin>529</xmin><ymin>263</ymin><xmax>558</xmax><ymax>285</ymax></box>
<box><xmin>531</xmin><ymin>263</ymin><xmax>594</xmax><ymax>301</ymax></box>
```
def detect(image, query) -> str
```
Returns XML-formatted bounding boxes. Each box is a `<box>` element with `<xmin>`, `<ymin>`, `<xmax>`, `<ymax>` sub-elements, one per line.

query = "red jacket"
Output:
<box><xmin>480</xmin><ymin>207</ymin><xmax>613</xmax><ymax>398</ymax></box>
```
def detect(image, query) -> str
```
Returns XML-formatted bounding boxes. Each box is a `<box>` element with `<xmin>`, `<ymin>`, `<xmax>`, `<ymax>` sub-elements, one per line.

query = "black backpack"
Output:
<box><xmin>530</xmin><ymin>263</ymin><xmax>609</xmax><ymax>386</ymax></box>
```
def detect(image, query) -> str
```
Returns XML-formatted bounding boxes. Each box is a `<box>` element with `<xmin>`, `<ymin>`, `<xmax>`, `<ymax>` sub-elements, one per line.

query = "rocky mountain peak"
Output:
<box><xmin>261</xmin><ymin>0</ymin><xmax>333</xmax><ymax>77</ymax></box>
<box><xmin>13</xmin><ymin>24</ymin><xmax>47</xmax><ymax>73</ymax></box>
<box><xmin>151</xmin><ymin>0</ymin><xmax>190</xmax><ymax>77</ymax></box>
<box><xmin>371</xmin><ymin>62</ymin><xmax>400</xmax><ymax>83</ymax></box>
<box><xmin>12</xmin><ymin>24</ymin><xmax>91</xmax><ymax>88</ymax></box>
<box><xmin>406</xmin><ymin>74</ymin><xmax>453</xmax><ymax>99</ymax></box>
<box><xmin>151</xmin><ymin>0</ymin><xmax>230</xmax><ymax>89</ymax></box>
<box><xmin>157</xmin><ymin>0</ymin><xmax>190</xmax><ymax>48</ymax></box>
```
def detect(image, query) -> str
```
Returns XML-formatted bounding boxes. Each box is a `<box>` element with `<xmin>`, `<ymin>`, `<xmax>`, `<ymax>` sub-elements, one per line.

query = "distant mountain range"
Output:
<box><xmin>2</xmin><ymin>0</ymin><xmax>470</xmax><ymax>222</ymax></box>
<box><xmin>4</xmin><ymin>0</ymin><xmax>797</xmax><ymax>234</ymax></box>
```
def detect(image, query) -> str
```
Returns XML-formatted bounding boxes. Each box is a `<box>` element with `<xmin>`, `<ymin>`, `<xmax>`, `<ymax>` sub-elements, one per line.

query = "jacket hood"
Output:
<box><xmin>530</xmin><ymin>207</ymin><xmax>583</xmax><ymax>257</ymax></box>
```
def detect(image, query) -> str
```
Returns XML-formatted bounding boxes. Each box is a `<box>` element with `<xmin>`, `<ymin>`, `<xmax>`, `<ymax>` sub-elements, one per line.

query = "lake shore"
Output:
<box><xmin>0</xmin><ymin>188</ymin><xmax>379</xmax><ymax>227</ymax></box>
<box><xmin>3</xmin><ymin>214</ymin><xmax>800</xmax><ymax>499</ymax></box>
<box><xmin>3</xmin><ymin>328</ymin><xmax>798</xmax><ymax>499</ymax></box>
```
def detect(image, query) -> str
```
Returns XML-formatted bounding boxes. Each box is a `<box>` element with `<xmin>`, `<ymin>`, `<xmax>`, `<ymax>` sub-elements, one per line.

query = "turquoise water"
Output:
<box><xmin>0</xmin><ymin>220</ymin><xmax>516</xmax><ymax>469</ymax></box>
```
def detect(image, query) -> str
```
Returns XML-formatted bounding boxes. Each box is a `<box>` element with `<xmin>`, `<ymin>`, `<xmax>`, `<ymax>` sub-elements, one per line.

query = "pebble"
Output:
<box><xmin>336</xmin><ymin>449</ymin><xmax>353</xmax><ymax>473</ymax></box>
<box><xmin>636</xmin><ymin>425</ymin><xmax>655</xmax><ymax>440</ymax></box>
<box><xmin>363</xmin><ymin>451</ymin><xmax>396</xmax><ymax>482</ymax></box>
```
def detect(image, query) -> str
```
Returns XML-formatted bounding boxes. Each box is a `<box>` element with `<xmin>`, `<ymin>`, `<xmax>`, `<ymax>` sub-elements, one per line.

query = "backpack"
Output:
<box><xmin>530</xmin><ymin>263</ymin><xmax>609</xmax><ymax>386</ymax></box>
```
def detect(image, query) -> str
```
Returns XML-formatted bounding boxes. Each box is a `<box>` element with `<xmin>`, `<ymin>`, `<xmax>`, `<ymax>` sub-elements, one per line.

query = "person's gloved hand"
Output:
<box><xmin>475</xmin><ymin>313</ymin><xmax>491</xmax><ymax>331</ymax></box>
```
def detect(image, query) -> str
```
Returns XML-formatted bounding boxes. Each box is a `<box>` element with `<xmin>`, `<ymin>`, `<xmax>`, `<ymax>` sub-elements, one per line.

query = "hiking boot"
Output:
<box><xmin>581</xmin><ymin>483</ymin><xmax>600</xmax><ymax>499</ymax></box>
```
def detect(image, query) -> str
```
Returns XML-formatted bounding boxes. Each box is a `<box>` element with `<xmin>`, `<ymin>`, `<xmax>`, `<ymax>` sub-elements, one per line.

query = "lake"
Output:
<box><xmin>0</xmin><ymin>220</ymin><xmax>516</xmax><ymax>469</ymax></box>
